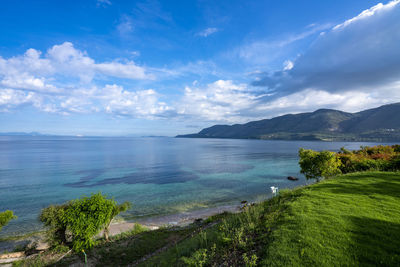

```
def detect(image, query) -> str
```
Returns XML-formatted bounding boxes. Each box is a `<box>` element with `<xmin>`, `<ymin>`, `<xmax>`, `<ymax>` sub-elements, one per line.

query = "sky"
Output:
<box><xmin>1</xmin><ymin>0</ymin><xmax>400</xmax><ymax>136</ymax></box>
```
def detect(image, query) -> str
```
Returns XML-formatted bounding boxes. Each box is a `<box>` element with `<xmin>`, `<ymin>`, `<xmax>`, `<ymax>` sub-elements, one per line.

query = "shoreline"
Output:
<box><xmin>106</xmin><ymin>204</ymin><xmax>241</xmax><ymax>236</ymax></box>
<box><xmin>0</xmin><ymin>203</ymin><xmax>241</xmax><ymax>254</ymax></box>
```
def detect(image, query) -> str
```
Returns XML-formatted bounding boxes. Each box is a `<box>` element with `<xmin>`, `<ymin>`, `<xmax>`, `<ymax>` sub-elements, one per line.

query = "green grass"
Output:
<box><xmin>143</xmin><ymin>171</ymin><xmax>400</xmax><ymax>266</ymax></box>
<box><xmin>261</xmin><ymin>171</ymin><xmax>400</xmax><ymax>266</ymax></box>
<box><xmin>11</xmin><ymin>171</ymin><xmax>400</xmax><ymax>266</ymax></box>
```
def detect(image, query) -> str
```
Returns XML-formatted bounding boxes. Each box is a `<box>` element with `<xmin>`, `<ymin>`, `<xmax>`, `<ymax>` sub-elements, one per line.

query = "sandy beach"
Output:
<box><xmin>105</xmin><ymin>204</ymin><xmax>240</xmax><ymax>236</ymax></box>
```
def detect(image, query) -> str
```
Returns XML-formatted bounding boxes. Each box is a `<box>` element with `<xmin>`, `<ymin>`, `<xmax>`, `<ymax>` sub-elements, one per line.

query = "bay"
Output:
<box><xmin>0</xmin><ymin>136</ymin><xmax>390</xmax><ymax>237</ymax></box>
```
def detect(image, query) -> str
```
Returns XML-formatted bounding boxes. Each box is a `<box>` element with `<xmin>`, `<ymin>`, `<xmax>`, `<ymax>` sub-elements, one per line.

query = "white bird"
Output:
<box><xmin>270</xmin><ymin>186</ymin><xmax>278</xmax><ymax>196</ymax></box>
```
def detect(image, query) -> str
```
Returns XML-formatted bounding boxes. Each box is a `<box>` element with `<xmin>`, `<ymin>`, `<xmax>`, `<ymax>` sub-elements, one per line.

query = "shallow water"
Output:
<box><xmin>0</xmin><ymin>136</ymin><xmax>389</xmax><ymax>237</ymax></box>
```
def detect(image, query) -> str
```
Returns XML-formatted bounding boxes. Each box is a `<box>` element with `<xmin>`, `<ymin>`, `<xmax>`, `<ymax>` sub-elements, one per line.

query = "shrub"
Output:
<box><xmin>298</xmin><ymin>148</ymin><xmax>342</xmax><ymax>181</ymax></box>
<box><xmin>40</xmin><ymin>193</ymin><xmax>131</xmax><ymax>251</ymax></box>
<box><xmin>337</xmin><ymin>145</ymin><xmax>400</xmax><ymax>173</ymax></box>
<box><xmin>0</xmin><ymin>210</ymin><xmax>17</xmax><ymax>232</ymax></box>
<box><xmin>40</xmin><ymin>204</ymin><xmax>69</xmax><ymax>245</ymax></box>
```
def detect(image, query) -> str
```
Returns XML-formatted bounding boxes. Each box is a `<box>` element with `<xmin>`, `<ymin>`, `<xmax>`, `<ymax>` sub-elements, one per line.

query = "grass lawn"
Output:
<box><xmin>261</xmin><ymin>171</ymin><xmax>400</xmax><ymax>266</ymax></box>
<box><xmin>145</xmin><ymin>172</ymin><xmax>400</xmax><ymax>266</ymax></box>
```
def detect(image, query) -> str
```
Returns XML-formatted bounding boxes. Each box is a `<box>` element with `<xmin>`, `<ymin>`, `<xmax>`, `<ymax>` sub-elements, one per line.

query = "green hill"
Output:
<box><xmin>177</xmin><ymin>103</ymin><xmax>400</xmax><ymax>141</ymax></box>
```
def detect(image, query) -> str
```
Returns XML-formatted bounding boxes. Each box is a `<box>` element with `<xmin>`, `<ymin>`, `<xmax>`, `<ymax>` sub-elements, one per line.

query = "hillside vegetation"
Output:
<box><xmin>177</xmin><ymin>103</ymin><xmax>400</xmax><ymax>141</ymax></box>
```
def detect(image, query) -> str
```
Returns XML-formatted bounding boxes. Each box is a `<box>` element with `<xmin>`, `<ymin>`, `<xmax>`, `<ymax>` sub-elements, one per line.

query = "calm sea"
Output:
<box><xmin>0</xmin><ymin>136</ymin><xmax>389</xmax><ymax>237</ymax></box>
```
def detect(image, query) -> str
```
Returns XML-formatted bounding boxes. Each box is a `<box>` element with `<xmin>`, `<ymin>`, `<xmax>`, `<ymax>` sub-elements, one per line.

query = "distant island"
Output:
<box><xmin>0</xmin><ymin>132</ymin><xmax>47</xmax><ymax>136</ymax></box>
<box><xmin>177</xmin><ymin>103</ymin><xmax>400</xmax><ymax>141</ymax></box>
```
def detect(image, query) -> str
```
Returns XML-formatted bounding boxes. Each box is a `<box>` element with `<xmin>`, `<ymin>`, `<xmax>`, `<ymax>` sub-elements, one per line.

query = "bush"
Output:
<box><xmin>337</xmin><ymin>145</ymin><xmax>400</xmax><ymax>173</ymax></box>
<box><xmin>298</xmin><ymin>148</ymin><xmax>342</xmax><ymax>181</ymax></box>
<box><xmin>40</xmin><ymin>193</ymin><xmax>131</xmax><ymax>251</ymax></box>
<box><xmin>40</xmin><ymin>204</ymin><xmax>69</xmax><ymax>245</ymax></box>
<box><xmin>0</xmin><ymin>210</ymin><xmax>17</xmax><ymax>232</ymax></box>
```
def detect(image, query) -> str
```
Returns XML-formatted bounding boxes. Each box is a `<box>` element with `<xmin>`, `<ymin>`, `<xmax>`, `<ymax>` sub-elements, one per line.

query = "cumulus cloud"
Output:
<box><xmin>47</xmin><ymin>42</ymin><xmax>150</xmax><ymax>81</ymax></box>
<box><xmin>255</xmin><ymin>84</ymin><xmax>400</xmax><ymax>118</ymax></box>
<box><xmin>253</xmin><ymin>0</ymin><xmax>400</xmax><ymax>96</ymax></box>
<box><xmin>0</xmin><ymin>89</ymin><xmax>41</xmax><ymax>111</ymax></box>
<box><xmin>177</xmin><ymin>80</ymin><xmax>265</xmax><ymax>122</ymax></box>
<box><xmin>0</xmin><ymin>83</ymin><xmax>172</xmax><ymax>117</ymax></box>
<box><xmin>0</xmin><ymin>42</ymin><xmax>151</xmax><ymax>90</ymax></box>
<box><xmin>0</xmin><ymin>42</ymin><xmax>166</xmax><ymax>117</ymax></box>
<box><xmin>99</xmin><ymin>84</ymin><xmax>171</xmax><ymax>117</ymax></box>
<box><xmin>197</xmin><ymin>27</ymin><xmax>219</xmax><ymax>37</ymax></box>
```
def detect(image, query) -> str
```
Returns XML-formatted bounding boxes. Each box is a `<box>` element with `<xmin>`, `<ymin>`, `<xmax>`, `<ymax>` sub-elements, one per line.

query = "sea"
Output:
<box><xmin>0</xmin><ymin>136</ymin><xmax>390</xmax><ymax>238</ymax></box>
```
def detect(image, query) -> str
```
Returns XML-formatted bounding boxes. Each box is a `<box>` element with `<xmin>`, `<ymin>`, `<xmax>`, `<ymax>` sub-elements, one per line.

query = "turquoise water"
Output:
<box><xmin>0</xmin><ymin>136</ymin><xmax>388</xmax><ymax>237</ymax></box>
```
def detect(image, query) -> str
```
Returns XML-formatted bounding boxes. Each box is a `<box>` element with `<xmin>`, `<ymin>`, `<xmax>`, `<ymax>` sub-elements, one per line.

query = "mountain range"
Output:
<box><xmin>177</xmin><ymin>103</ymin><xmax>400</xmax><ymax>141</ymax></box>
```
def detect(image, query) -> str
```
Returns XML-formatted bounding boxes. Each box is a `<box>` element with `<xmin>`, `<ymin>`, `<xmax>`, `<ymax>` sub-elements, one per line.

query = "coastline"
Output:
<box><xmin>107</xmin><ymin>204</ymin><xmax>241</xmax><ymax>236</ymax></box>
<box><xmin>0</xmin><ymin>203</ymin><xmax>241</xmax><ymax>254</ymax></box>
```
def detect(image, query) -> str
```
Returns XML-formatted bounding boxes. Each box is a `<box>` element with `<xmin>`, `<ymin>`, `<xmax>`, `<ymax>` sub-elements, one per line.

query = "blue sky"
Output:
<box><xmin>1</xmin><ymin>0</ymin><xmax>400</xmax><ymax>136</ymax></box>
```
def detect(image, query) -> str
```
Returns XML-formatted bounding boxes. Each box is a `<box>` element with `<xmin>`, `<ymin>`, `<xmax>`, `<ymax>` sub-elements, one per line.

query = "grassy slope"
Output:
<box><xmin>144</xmin><ymin>172</ymin><xmax>400</xmax><ymax>266</ymax></box>
<box><xmin>262</xmin><ymin>172</ymin><xmax>400</xmax><ymax>266</ymax></box>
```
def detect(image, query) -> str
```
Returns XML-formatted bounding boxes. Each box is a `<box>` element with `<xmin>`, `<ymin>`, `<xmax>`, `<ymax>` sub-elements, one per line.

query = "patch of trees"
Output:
<box><xmin>299</xmin><ymin>145</ymin><xmax>400</xmax><ymax>181</ymax></box>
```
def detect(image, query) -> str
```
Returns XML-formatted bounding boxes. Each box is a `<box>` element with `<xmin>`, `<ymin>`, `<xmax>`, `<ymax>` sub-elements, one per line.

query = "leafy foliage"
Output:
<box><xmin>40</xmin><ymin>193</ymin><xmax>131</xmax><ymax>251</ymax></box>
<box><xmin>40</xmin><ymin>204</ymin><xmax>69</xmax><ymax>245</ymax></box>
<box><xmin>0</xmin><ymin>210</ymin><xmax>17</xmax><ymax>232</ymax></box>
<box><xmin>298</xmin><ymin>148</ymin><xmax>342</xmax><ymax>181</ymax></box>
<box><xmin>337</xmin><ymin>145</ymin><xmax>400</xmax><ymax>173</ymax></box>
<box><xmin>299</xmin><ymin>145</ymin><xmax>400</xmax><ymax>181</ymax></box>
<box><xmin>104</xmin><ymin>201</ymin><xmax>131</xmax><ymax>241</ymax></box>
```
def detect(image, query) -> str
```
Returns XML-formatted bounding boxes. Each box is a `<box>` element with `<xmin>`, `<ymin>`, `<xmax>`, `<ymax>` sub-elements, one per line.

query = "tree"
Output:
<box><xmin>40</xmin><ymin>193</ymin><xmax>131</xmax><ymax>251</ymax></box>
<box><xmin>103</xmin><ymin>201</ymin><xmax>131</xmax><ymax>241</ymax></box>
<box><xmin>0</xmin><ymin>210</ymin><xmax>17</xmax><ymax>232</ymax></box>
<box><xmin>40</xmin><ymin>204</ymin><xmax>69</xmax><ymax>244</ymax></box>
<box><xmin>299</xmin><ymin>148</ymin><xmax>342</xmax><ymax>182</ymax></box>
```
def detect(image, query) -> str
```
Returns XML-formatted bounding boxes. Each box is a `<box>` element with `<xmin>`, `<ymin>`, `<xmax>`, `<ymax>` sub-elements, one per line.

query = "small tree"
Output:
<box><xmin>104</xmin><ymin>201</ymin><xmax>131</xmax><ymax>241</ymax></box>
<box><xmin>0</xmin><ymin>210</ymin><xmax>17</xmax><ymax>232</ymax></box>
<box><xmin>40</xmin><ymin>193</ymin><xmax>131</xmax><ymax>251</ymax></box>
<box><xmin>299</xmin><ymin>148</ymin><xmax>342</xmax><ymax>182</ymax></box>
<box><xmin>40</xmin><ymin>204</ymin><xmax>69</xmax><ymax>245</ymax></box>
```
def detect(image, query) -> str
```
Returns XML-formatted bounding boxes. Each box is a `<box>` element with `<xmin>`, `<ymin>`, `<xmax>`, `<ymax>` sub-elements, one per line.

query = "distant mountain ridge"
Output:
<box><xmin>177</xmin><ymin>103</ymin><xmax>400</xmax><ymax>141</ymax></box>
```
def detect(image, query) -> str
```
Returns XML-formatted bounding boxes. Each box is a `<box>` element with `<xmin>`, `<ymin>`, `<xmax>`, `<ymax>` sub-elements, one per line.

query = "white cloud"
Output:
<box><xmin>255</xmin><ymin>82</ymin><xmax>400</xmax><ymax>118</ymax></box>
<box><xmin>117</xmin><ymin>15</ymin><xmax>134</xmax><ymax>36</ymax></box>
<box><xmin>333</xmin><ymin>0</ymin><xmax>400</xmax><ymax>30</ymax></box>
<box><xmin>99</xmin><ymin>84</ymin><xmax>171</xmax><ymax>117</ymax></box>
<box><xmin>0</xmin><ymin>74</ymin><xmax>59</xmax><ymax>93</ymax></box>
<box><xmin>236</xmin><ymin>24</ymin><xmax>331</xmax><ymax>65</ymax></box>
<box><xmin>96</xmin><ymin>61</ymin><xmax>151</xmax><ymax>80</ymax></box>
<box><xmin>0</xmin><ymin>83</ymin><xmax>173</xmax><ymax>117</ymax></box>
<box><xmin>0</xmin><ymin>89</ymin><xmax>42</xmax><ymax>111</ymax></box>
<box><xmin>197</xmin><ymin>27</ymin><xmax>219</xmax><ymax>37</ymax></box>
<box><xmin>47</xmin><ymin>42</ymin><xmax>150</xmax><ymax>82</ymax></box>
<box><xmin>0</xmin><ymin>42</ymin><xmax>152</xmax><ymax>92</ymax></box>
<box><xmin>177</xmin><ymin>80</ymin><xmax>262</xmax><ymax>122</ymax></box>
<box><xmin>283</xmin><ymin>60</ymin><xmax>294</xmax><ymax>71</ymax></box>
<box><xmin>0</xmin><ymin>42</ymin><xmax>166</xmax><ymax>117</ymax></box>
<box><xmin>253</xmin><ymin>0</ymin><xmax>400</xmax><ymax>96</ymax></box>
